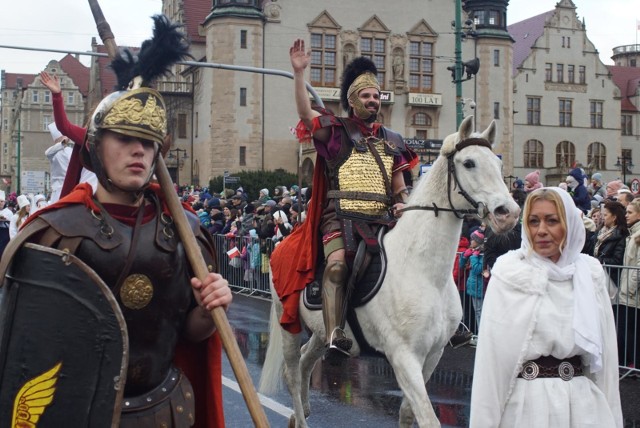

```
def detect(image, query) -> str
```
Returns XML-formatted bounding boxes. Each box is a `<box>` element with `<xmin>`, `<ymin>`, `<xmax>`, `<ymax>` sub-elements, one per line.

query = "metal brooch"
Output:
<box><xmin>558</xmin><ymin>361</ymin><xmax>575</xmax><ymax>381</ymax></box>
<box><xmin>520</xmin><ymin>361</ymin><xmax>540</xmax><ymax>380</ymax></box>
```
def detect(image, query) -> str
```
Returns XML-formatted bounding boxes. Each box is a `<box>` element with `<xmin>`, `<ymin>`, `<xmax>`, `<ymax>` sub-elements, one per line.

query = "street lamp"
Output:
<box><xmin>167</xmin><ymin>148</ymin><xmax>188</xmax><ymax>186</ymax></box>
<box><xmin>615</xmin><ymin>156</ymin><xmax>634</xmax><ymax>186</ymax></box>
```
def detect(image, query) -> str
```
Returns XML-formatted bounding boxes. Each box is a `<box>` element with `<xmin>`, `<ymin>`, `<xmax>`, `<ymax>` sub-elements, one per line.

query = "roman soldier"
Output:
<box><xmin>270</xmin><ymin>39</ymin><xmax>418</xmax><ymax>360</ymax></box>
<box><xmin>0</xmin><ymin>16</ymin><xmax>229</xmax><ymax>427</ymax></box>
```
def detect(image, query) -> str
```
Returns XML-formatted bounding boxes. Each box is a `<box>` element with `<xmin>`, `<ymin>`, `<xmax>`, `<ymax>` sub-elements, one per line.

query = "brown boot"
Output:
<box><xmin>322</xmin><ymin>260</ymin><xmax>352</xmax><ymax>358</ymax></box>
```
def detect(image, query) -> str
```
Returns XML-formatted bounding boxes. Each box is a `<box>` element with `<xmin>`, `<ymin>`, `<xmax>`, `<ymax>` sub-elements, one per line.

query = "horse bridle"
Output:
<box><xmin>399</xmin><ymin>137</ymin><xmax>493</xmax><ymax>219</ymax></box>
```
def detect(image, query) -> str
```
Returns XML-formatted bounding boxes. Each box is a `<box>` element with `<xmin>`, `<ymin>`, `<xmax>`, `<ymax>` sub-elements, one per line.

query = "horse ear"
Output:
<box><xmin>480</xmin><ymin>120</ymin><xmax>497</xmax><ymax>145</ymax></box>
<box><xmin>458</xmin><ymin>115</ymin><xmax>474</xmax><ymax>141</ymax></box>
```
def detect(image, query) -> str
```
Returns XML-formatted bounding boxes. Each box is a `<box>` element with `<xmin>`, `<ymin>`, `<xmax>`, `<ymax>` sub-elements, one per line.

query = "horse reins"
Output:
<box><xmin>399</xmin><ymin>137</ymin><xmax>493</xmax><ymax>219</ymax></box>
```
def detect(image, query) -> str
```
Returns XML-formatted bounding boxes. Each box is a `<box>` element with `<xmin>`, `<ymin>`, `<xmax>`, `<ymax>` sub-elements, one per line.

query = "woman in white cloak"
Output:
<box><xmin>470</xmin><ymin>187</ymin><xmax>622</xmax><ymax>427</ymax></box>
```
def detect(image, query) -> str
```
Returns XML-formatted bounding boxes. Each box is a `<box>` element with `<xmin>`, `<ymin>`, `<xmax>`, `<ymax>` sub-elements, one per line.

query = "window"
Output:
<box><xmin>44</xmin><ymin>91</ymin><xmax>50</xmax><ymax>103</ymax></box>
<box><xmin>556</xmin><ymin>141</ymin><xmax>575</xmax><ymax>168</ymax></box>
<box><xmin>488</xmin><ymin>10</ymin><xmax>500</xmax><ymax>26</ymax></box>
<box><xmin>43</xmin><ymin>115</ymin><xmax>52</xmax><ymax>131</ymax></box>
<box><xmin>32</xmin><ymin>90</ymin><xmax>39</xmax><ymax>103</ymax></box>
<box><xmin>567</xmin><ymin>65</ymin><xmax>575</xmax><ymax>83</ymax></box>
<box><xmin>559</xmin><ymin>99</ymin><xmax>572</xmax><ymax>127</ymax></box>
<box><xmin>2</xmin><ymin>119</ymin><xmax>7</xmax><ymax>130</ymax></box>
<box><xmin>590</xmin><ymin>101</ymin><xmax>603</xmax><ymax>129</ymax></box>
<box><xmin>567</xmin><ymin>37</ymin><xmax>571</xmax><ymax>48</ymax></box>
<box><xmin>556</xmin><ymin>64</ymin><xmax>564</xmax><ymax>83</ymax></box>
<box><xmin>622</xmin><ymin>114</ymin><xmax>633</xmax><ymax>135</ymax></box>
<box><xmin>310</xmin><ymin>33</ymin><xmax>337</xmax><ymax>86</ymax></box>
<box><xmin>493</xmin><ymin>102</ymin><xmax>500</xmax><ymax>119</ymax></box>
<box><xmin>240</xmin><ymin>30</ymin><xmax>247</xmax><ymax>49</ymax></box>
<box><xmin>240</xmin><ymin>87</ymin><xmax>247</xmax><ymax>106</ymax></box>
<box><xmin>527</xmin><ymin>97</ymin><xmax>541</xmax><ymax>125</ymax></box>
<box><xmin>409</xmin><ymin>41</ymin><xmax>434</xmax><ymax>92</ymax></box>
<box><xmin>493</xmin><ymin>49</ymin><xmax>500</xmax><ymax>67</ymax></box>
<box><xmin>524</xmin><ymin>139</ymin><xmax>544</xmax><ymax>168</ymax></box>
<box><xmin>473</xmin><ymin>10</ymin><xmax>486</xmax><ymax>26</ymax></box>
<box><xmin>587</xmin><ymin>142</ymin><xmax>606</xmax><ymax>170</ymax></box>
<box><xmin>545</xmin><ymin>63</ymin><xmax>552</xmax><ymax>82</ymax></box>
<box><xmin>361</xmin><ymin>36</ymin><xmax>386</xmax><ymax>88</ymax></box>
<box><xmin>177</xmin><ymin>113</ymin><xmax>187</xmax><ymax>138</ymax></box>
<box><xmin>415</xmin><ymin>130</ymin><xmax>428</xmax><ymax>139</ymax></box>
<box><xmin>579</xmin><ymin>66</ymin><xmax>586</xmax><ymax>84</ymax></box>
<box><xmin>239</xmin><ymin>146</ymin><xmax>246</xmax><ymax>166</ymax></box>
<box><xmin>67</xmin><ymin>92</ymin><xmax>74</xmax><ymax>105</ymax></box>
<box><xmin>413</xmin><ymin>112</ymin><xmax>431</xmax><ymax>126</ymax></box>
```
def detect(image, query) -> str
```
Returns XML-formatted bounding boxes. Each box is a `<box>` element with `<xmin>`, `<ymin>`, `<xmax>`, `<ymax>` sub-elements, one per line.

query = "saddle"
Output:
<box><xmin>303</xmin><ymin>225</ymin><xmax>388</xmax><ymax>310</ymax></box>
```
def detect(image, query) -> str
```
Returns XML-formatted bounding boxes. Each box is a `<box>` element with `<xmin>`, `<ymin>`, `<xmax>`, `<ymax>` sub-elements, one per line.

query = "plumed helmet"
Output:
<box><xmin>340</xmin><ymin>56</ymin><xmax>379</xmax><ymax>113</ymax></box>
<box><xmin>82</xmin><ymin>15</ymin><xmax>191</xmax><ymax>192</ymax></box>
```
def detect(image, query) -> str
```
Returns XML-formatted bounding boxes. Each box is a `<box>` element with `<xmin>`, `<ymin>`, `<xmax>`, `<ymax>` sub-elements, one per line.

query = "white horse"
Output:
<box><xmin>259</xmin><ymin>116</ymin><xmax>520</xmax><ymax>427</ymax></box>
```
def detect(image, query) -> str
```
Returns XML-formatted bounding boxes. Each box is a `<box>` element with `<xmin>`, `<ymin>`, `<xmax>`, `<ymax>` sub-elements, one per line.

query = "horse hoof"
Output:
<box><xmin>288</xmin><ymin>415</ymin><xmax>296</xmax><ymax>428</ymax></box>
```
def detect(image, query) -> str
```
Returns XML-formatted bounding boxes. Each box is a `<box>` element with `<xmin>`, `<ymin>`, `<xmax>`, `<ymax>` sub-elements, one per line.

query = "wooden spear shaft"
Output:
<box><xmin>86</xmin><ymin>1</ymin><xmax>270</xmax><ymax>426</ymax></box>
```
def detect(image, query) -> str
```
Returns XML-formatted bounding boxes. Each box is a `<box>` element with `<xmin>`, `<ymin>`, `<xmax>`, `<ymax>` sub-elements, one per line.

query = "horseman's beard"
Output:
<box><xmin>350</xmin><ymin>97</ymin><xmax>379</xmax><ymax>122</ymax></box>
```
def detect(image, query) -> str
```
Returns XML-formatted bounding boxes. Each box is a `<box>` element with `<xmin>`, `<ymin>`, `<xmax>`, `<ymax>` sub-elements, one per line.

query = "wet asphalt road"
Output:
<box><xmin>220</xmin><ymin>293</ymin><xmax>640</xmax><ymax>427</ymax></box>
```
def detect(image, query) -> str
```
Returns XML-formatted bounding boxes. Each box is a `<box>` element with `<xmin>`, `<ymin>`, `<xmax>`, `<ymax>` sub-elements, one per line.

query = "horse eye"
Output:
<box><xmin>463</xmin><ymin>160</ymin><xmax>476</xmax><ymax>168</ymax></box>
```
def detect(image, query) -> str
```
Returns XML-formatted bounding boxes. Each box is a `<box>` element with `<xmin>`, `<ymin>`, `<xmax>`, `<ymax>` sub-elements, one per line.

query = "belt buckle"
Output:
<box><xmin>521</xmin><ymin>361</ymin><xmax>539</xmax><ymax>380</ymax></box>
<box><xmin>558</xmin><ymin>361</ymin><xmax>575</xmax><ymax>381</ymax></box>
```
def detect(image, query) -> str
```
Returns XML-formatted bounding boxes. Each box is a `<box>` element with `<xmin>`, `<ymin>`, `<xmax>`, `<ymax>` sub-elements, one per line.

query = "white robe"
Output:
<box><xmin>470</xmin><ymin>249</ymin><xmax>622</xmax><ymax>428</ymax></box>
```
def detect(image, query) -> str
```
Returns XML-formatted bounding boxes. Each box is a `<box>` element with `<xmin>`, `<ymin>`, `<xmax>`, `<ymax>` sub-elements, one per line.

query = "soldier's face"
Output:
<box><xmin>99</xmin><ymin>131</ymin><xmax>156</xmax><ymax>192</ymax></box>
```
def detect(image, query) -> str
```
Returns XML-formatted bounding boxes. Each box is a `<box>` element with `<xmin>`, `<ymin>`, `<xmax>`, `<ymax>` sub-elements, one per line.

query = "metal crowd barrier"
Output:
<box><xmin>212</xmin><ymin>236</ymin><xmax>640</xmax><ymax>379</ymax></box>
<box><xmin>213</xmin><ymin>233</ymin><xmax>274</xmax><ymax>298</ymax></box>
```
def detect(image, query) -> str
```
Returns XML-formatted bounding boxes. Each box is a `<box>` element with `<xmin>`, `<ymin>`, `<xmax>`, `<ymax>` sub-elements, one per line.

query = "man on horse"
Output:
<box><xmin>272</xmin><ymin>39</ymin><xmax>418</xmax><ymax>359</ymax></box>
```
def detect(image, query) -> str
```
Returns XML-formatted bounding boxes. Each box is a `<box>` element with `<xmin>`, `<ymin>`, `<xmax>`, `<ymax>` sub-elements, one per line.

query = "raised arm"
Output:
<box><xmin>40</xmin><ymin>71</ymin><xmax>87</xmax><ymax>145</ymax></box>
<box><xmin>290</xmin><ymin>39</ymin><xmax>330</xmax><ymax>142</ymax></box>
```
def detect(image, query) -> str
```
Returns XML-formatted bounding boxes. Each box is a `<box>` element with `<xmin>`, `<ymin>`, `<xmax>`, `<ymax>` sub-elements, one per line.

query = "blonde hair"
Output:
<box><xmin>522</xmin><ymin>188</ymin><xmax>568</xmax><ymax>255</ymax></box>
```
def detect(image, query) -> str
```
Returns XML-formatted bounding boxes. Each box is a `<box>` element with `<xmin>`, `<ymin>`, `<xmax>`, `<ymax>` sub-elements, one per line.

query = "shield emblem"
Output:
<box><xmin>0</xmin><ymin>243</ymin><xmax>128</xmax><ymax>427</ymax></box>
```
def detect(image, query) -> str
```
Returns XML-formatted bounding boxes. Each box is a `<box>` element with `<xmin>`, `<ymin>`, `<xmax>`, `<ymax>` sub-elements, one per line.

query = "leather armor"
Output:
<box><xmin>34</xmin><ymin>195</ymin><xmax>217</xmax><ymax>397</ymax></box>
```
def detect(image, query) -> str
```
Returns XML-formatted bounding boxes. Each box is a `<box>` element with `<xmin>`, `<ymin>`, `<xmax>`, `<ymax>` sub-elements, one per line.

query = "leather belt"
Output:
<box><xmin>518</xmin><ymin>355</ymin><xmax>583</xmax><ymax>381</ymax></box>
<box><xmin>122</xmin><ymin>366</ymin><xmax>181</xmax><ymax>412</ymax></box>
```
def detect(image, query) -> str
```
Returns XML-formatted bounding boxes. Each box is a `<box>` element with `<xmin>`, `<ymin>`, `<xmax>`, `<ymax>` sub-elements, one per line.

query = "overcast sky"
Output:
<box><xmin>0</xmin><ymin>0</ymin><xmax>637</xmax><ymax>75</ymax></box>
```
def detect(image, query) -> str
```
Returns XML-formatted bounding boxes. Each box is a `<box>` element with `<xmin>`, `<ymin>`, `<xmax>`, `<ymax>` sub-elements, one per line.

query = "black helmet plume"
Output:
<box><xmin>110</xmin><ymin>14</ymin><xmax>192</xmax><ymax>90</ymax></box>
<box><xmin>340</xmin><ymin>56</ymin><xmax>378</xmax><ymax>111</ymax></box>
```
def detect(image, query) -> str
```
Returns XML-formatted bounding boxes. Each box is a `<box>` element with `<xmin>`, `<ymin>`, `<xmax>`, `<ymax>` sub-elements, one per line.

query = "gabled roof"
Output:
<box><xmin>3</xmin><ymin>73</ymin><xmax>36</xmax><ymax>90</ymax></box>
<box><xmin>183</xmin><ymin>0</ymin><xmax>209</xmax><ymax>44</ymax></box>
<box><xmin>608</xmin><ymin>65</ymin><xmax>640</xmax><ymax>112</ymax></box>
<box><xmin>59</xmin><ymin>54</ymin><xmax>90</xmax><ymax>97</ymax></box>
<box><xmin>508</xmin><ymin>10</ymin><xmax>555</xmax><ymax>76</ymax></box>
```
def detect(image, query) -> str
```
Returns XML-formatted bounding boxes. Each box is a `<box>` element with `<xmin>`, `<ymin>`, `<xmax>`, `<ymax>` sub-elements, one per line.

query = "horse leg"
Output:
<box><xmin>387</xmin><ymin>349</ymin><xmax>440</xmax><ymax>428</ymax></box>
<box><xmin>299</xmin><ymin>333</ymin><xmax>326</xmax><ymax>417</ymax></box>
<box><xmin>399</xmin><ymin>348</ymin><xmax>445</xmax><ymax>427</ymax></box>
<box><xmin>281</xmin><ymin>330</ymin><xmax>309</xmax><ymax>428</ymax></box>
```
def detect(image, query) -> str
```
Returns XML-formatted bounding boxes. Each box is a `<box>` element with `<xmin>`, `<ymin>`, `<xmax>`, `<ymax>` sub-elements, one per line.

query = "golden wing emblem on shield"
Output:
<box><xmin>11</xmin><ymin>362</ymin><xmax>62</xmax><ymax>427</ymax></box>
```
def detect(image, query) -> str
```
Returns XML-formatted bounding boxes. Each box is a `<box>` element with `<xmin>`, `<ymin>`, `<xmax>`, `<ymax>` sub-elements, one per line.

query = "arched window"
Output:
<box><xmin>587</xmin><ymin>142</ymin><xmax>606</xmax><ymax>171</ymax></box>
<box><xmin>524</xmin><ymin>139</ymin><xmax>544</xmax><ymax>168</ymax></box>
<box><xmin>412</xmin><ymin>112</ymin><xmax>432</xmax><ymax>139</ymax></box>
<box><xmin>555</xmin><ymin>141</ymin><xmax>575</xmax><ymax>168</ymax></box>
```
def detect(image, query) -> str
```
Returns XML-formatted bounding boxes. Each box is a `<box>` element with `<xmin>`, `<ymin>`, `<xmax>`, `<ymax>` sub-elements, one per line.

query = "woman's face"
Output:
<box><xmin>626</xmin><ymin>204</ymin><xmax>640</xmax><ymax>227</ymax></box>
<box><xmin>223</xmin><ymin>207</ymin><xmax>231</xmax><ymax>217</ymax></box>
<box><xmin>591</xmin><ymin>210</ymin><xmax>602</xmax><ymax>226</ymax></box>
<box><xmin>527</xmin><ymin>199</ymin><xmax>565</xmax><ymax>262</ymax></box>
<box><xmin>602</xmin><ymin>208</ymin><xmax>617</xmax><ymax>228</ymax></box>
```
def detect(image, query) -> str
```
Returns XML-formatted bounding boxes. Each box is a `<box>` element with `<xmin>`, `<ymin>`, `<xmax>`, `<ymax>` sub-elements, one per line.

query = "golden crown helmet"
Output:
<box><xmin>83</xmin><ymin>15</ymin><xmax>191</xmax><ymax>191</ymax></box>
<box><xmin>340</xmin><ymin>56</ymin><xmax>380</xmax><ymax>121</ymax></box>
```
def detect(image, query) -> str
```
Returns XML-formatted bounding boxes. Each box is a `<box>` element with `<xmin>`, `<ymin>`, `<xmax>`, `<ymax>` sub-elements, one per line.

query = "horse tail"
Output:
<box><xmin>258</xmin><ymin>291</ymin><xmax>285</xmax><ymax>394</ymax></box>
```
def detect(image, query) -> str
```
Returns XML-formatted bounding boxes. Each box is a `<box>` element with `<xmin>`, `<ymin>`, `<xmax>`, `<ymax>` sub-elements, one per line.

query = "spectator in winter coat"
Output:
<box><xmin>589</xmin><ymin>172</ymin><xmax>607</xmax><ymax>200</ymax></box>
<box><xmin>460</xmin><ymin>230</ymin><xmax>486</xmax><ymax>330</ymax></box>
<box><xmin>524</xmin><ymin>170</ymin><xmax>543</xmax><ymax>193</ymax></box>
<box><xmin>605</xmin><ymin>180</ymin><xmax>625</xmax><ymax>200</ymax></box>
<box><xmin>593</xmin><ymin>200</ymin><xmax>628</xmax><ymax>286</ymax></box>
<box><xmin>566</xmin><ymin>167</ymin><xmax>591</xmax><ymax>213</ymax></box>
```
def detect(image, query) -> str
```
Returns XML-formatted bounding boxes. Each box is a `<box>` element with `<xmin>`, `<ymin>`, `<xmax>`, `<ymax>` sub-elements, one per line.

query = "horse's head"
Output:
<box><xmin>440</xmin><ymin>115</ymin><xmax>520</xmax><ymax>234</ymax></box>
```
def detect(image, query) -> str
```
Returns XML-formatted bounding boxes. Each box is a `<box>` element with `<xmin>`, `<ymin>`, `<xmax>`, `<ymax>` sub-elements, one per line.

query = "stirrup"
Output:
<box><xmin>328</xmin><ymin>328</ymin><xmax>352</xmax><ymax>356</ymax></box>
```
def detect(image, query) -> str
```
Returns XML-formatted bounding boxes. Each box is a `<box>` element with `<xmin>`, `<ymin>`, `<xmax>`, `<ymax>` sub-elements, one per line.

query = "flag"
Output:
<box><xmin>226</xmin><ymin>246</ymin><xmax>241</xmax><ymax>259</ymax></box>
